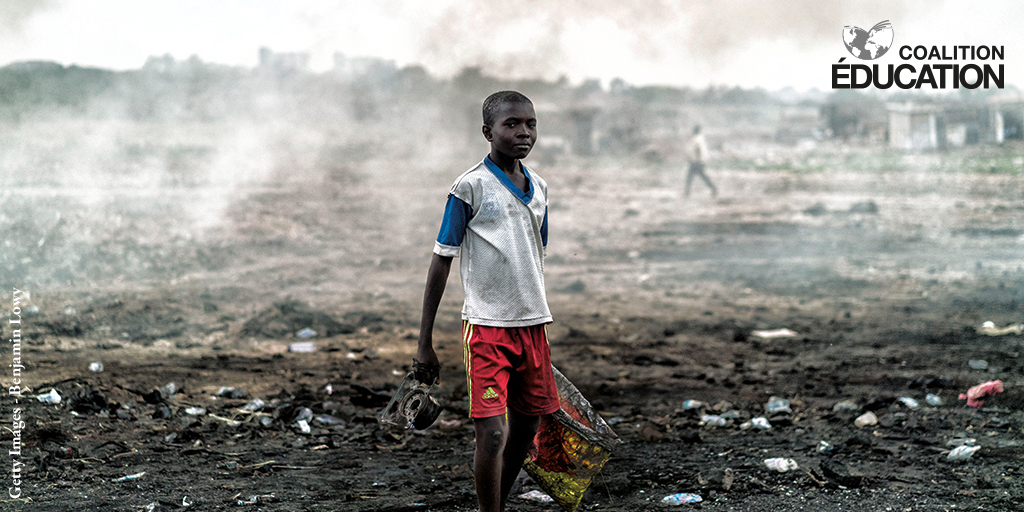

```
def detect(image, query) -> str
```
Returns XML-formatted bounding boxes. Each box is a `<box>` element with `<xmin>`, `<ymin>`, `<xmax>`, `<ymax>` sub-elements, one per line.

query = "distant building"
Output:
<box><xmin>887</xmin><ymin>103</ymin><xmax>939</xmax><ymax>150</ymax></box>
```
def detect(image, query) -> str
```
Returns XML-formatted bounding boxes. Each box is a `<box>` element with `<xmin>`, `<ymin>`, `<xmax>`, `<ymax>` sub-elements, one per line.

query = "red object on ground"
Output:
<box><xmin>959</xmin><ymin>380</ymin><xmax>1004</xmax><ymax>408</ymax></box>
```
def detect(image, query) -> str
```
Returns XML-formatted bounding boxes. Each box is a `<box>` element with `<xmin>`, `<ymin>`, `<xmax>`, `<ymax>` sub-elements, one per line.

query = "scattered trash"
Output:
<box><xmin>946</xmin><ymin>438</ymin><xmax>976</xmax><ymax>447</ymax></box>
<box><xmin>144</xmin><ymin>502</ymin><xmax>157</xmax><ymax>512</ymax></box>
<box><xmin>182</xmin><ymin>496</ymin><xmax>193</xmax><ymax>507</ymax></box>
<box><xmin>259</xmin><ymin>416</ymin><xmax>273</xmax><ymax>427</ymax></box>
<box><xmin>700</xmin><ymin>414</ymin><xmax>728</xmax><ymax>427</ymax></box>
<box><xmin>697</xmin><ymin>468</ymin><xmax>734</xmax><ymax>490</ymax></box>
<box><xmin>751</xmin><ymin>328</ymin><xmax>798</xmax><ymax>339</ymax></box>
<box><xmin>295</xmin><ymin>327</ymin><xmax>318</xmax><ymax>339</ymax></box>
<box><xmin>661</xmin><ymin>493</ymin><xmax>703</xmax><ymax>505</ymax></box>
<box><xmin>948</xmin><ymin>445</ymin><xmax>981</xmax><ymax>461</ymax></box>
<box><xmin>764</xmin><ymin>396</ymin><xmax>792</xmax><ymax>414</ymax></box>
<box><xmin>518</xmin><ymin>490</ymin><xmax>554</xmax><ymax>503</ymax></box>
<box><xmin>235</xmin><ymin>494</ymin><xmax>275</xmax><ymax>506</ymax></box>
<box><xmin>680</xmin><ymin>399</ymin><xmax>705</xmax><ymax>411</ymax></box>
<box><xmin>293</xmin><ymin>407</ymin><xmax>314</xmax><ymax>423</ymax></box>
<box><xmin>968</xmin><ymin>360</ymin><xmax>989</xmax><ymax>370</ymax></box>
<box><xmin>37</xmin><ymin>389</ymin><xmax>62</xmax><ymax>403</ymax></box>
<box><xmin>164</xmin><ymin>433</ymin><xmax>177</xmax><ymax>443</ymax></box>
<box><xmin>88</xmin><ymin>362</ymin><xmax>103</xmax><ymax>372</ymax></box>
<box><xmin>742</xmin><ymin>417</ymin><xmax>771</xmax><ymax>430</ymax></box>
<box><xmin>294</xmin><ymin>419</ymin><xmax>311</xmax><ymax>434</ymax></box>
<box><xmin>314</xmin><ymin>414</ymin><xmax>345</xmax><ymax>426</ymax></box>
<box><xmin>240</xmin><ymin>398</ymin><xmax>265</xmax><ymax>412</ymax></box>
<box><xmin>184</xmin><ymin>407</ymin><xmax>206</xmax><ymax>415</ymax></box>
<box><xmin>897</xmin><ymin>397</ymin><xmax>919</xmax><ymax>409</ymax></box>
<box><xmin>976</xmin><ymin>321</ymin><xmax>1023</xmax><ymax>336</ymax></box>
<box><xmin>288</xmin><ymin>342</ymin><xmax>316</xmax><ymax>353</ymax></box>
<box><xmin>832</xmin><ymin>400</ymin><xmax>859</xmax><ymax>412</ymax></box>
<box><xmin>718</xmin><ymin>410</ymin><xmax>742</xmax><ymax>419</ymax></box>
<box><xmin>817</xmin><ymin>440</ymin><xmax>834</xmax><ymax>454</ymax></box>
<box><xmin>208</xmin><ymin>414</ymin><xmax>242</xmax><ymax>427</ymax></box>
<box><xmin>925</xmin><ymin>393</ymin><xmax>942</xmax><ymax>406</ymax></box>
<box><xmin>959</xmin><ymin>380</ymin><xmax>1004</xmax><ymax>408</ymax></box>
<box><xmin>764</xmin><ymin>458</ymin><xmax>799</xmax><ymax>472</ymax></box>
<box><xmin>217</xmin><ymin>387</ymin><xmax>248</xmax><ymax>399</ymax></box>
<box><xmin>113</xmin><ymin>471</ymin><xmax>146</xmax><ymax>482</ymax></box>
<box><xmin>854</xmin><ymin>411</ymin><xmax>878</xmax><ymax>427</ymax></box>
<box><xmin>160</xmin><ymin>382</ymin><xmax>177</xmax><ymax>400</ymax></box>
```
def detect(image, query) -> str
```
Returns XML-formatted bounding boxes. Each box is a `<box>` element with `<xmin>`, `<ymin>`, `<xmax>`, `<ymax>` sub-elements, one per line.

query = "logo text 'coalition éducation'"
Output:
<box><xmin>833</xmin><ymin>19</ymin><xmax>1004</xmax><ymax>90</ymax></box>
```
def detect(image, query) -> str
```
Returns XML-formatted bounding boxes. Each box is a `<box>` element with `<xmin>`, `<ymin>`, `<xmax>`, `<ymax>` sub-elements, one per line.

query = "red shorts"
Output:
<box><xmin>461</xmin><ymin>322</ymin><xmax>560</xmax><ymax>419</ymax></box>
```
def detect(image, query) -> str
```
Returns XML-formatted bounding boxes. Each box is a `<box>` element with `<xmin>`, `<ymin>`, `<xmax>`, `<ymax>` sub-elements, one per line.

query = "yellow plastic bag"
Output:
<box><xmin>524</xmin><ymin>366</ymin><xmax>621</xmax><ymax>512</ymax></box>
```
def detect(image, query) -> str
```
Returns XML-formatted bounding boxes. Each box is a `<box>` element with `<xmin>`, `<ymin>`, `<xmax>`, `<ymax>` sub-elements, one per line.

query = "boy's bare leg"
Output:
<box><xmin>499</xmin><ymin>410</ymin><xmax>541</xmax><ymax>506</ymax></box>
<box><xmin>474</xmin><ymin>415</ymin><xmax>508</xmax><ymax>512</ymax></box>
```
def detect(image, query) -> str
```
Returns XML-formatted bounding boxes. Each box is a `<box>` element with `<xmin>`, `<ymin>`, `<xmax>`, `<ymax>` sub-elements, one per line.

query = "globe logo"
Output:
<box><xmin>842</xmin><ymin>20</ymin><xmax>893</xmax><ymax>60</ymax></box>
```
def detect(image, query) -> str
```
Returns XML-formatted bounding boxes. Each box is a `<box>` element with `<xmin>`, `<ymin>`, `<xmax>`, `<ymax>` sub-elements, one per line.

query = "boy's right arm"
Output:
<box><xmin>415</xmin><ymin>253</ymin><xmax>453</xmax><ymax>384</ymax></box>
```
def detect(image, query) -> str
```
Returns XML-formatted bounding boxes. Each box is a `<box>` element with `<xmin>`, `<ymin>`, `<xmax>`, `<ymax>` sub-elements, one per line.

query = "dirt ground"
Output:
<box><xmin>3</xmin><ymin>135</ymin><xmax>1024</xmax><ymax>511</ymax></box>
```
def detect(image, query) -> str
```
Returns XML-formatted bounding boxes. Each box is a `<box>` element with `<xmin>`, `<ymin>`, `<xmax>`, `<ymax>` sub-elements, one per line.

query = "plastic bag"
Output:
<box><xmin>523</xmin><ymin>366</ymin><xmax>621</xmax><ymax>512</ymax></box>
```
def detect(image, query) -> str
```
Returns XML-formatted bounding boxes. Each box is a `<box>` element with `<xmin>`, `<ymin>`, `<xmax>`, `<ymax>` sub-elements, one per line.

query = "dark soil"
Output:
<box><xmin>4</xmin><ymin>143</ymin><xmax>1024</xmax><ymax>511</ymax></box>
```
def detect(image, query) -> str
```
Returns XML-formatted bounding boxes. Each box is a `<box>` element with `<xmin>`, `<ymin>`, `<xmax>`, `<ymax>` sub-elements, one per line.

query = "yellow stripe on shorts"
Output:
<box><xmin>462</xmin><ymin>321</ymin><xmax>474</xmax><ymax>417</ymax></box>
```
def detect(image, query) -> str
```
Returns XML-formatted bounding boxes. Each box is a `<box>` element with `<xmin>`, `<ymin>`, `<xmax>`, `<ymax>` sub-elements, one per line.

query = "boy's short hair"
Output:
<box><xmin>482</xmin><ymin>91</ymin><xmax>533</xmax><ymax>127</ymax></box>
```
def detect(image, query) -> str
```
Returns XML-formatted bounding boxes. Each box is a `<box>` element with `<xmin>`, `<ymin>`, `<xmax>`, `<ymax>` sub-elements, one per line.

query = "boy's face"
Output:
<box><xmin>483</xmin><ymin>101</ymin><xmax>537</xmax><ymax>161</ymax></box>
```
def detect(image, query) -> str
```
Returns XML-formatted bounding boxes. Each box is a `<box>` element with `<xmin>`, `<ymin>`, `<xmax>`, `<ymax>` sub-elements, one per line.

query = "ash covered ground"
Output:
<box><xmin>2</xmin><ymin>118</ymin><xmax>1024</xmax><ymax>511</ymax></box>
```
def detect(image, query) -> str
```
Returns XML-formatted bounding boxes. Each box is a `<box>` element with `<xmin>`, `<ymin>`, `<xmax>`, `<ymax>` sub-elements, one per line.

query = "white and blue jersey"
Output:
<box><xmin>434</xmin><ymin>156</ymin><xmax>551</xmax><ymax>327</ymax></box>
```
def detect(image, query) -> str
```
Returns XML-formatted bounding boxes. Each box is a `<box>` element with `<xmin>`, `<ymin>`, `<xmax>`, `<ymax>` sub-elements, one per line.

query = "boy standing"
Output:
<box><xmin>415</xmin><ymin>91</ymin><xmax>560</xmax><ymax>512</ymax></box>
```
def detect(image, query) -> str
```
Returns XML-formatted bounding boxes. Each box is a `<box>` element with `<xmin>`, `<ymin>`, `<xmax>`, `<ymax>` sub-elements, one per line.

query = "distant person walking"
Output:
<box><xmin>685</xmin><ymin>124</ymin><xmax>717</xmax><ymax>198</ymax></box>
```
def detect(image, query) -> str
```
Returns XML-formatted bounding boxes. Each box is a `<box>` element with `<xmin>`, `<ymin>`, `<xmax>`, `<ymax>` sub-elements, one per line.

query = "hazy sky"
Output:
<box><xmin>1</xmin><ymin>0</ymin><xmax>1021</xmax><ymax>90</ymax></box>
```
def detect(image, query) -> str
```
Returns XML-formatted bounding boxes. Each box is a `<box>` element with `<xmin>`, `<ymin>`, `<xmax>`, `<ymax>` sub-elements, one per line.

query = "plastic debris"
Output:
<box><xmin>750</xmin><ymin>417</ymin><xmax>772</xmax><ymax>429</ymax></box>
<box><xmin>144</xmin><ymin>502</ymin><xmax>157</xmax><ymax>512</ymax></box>
<box><xmin>295</xmin><ymin>327</ymin><xmax>318</xmax><ymax>339</ymax></box>
<box><xmin>764</xmin><ymin>396</ymin><xmax>792</xmax><ymax>414</ymax></box>
<box><xmin>217</xmin><ymin>387</ymin><xmax>247</xmax><ymax>399</ymax></box>
<box><xmin>897</xmin><ymin>397</ymin><xmax>919</xmax><ymax>409</ymax></box>
<box><xmin>977</xmin><ymin>321</ymin><xmax>1023</xmax><ymax>336</ymax></box>
<box><xmin>946</xmin><ymin>438</ymin><xmax>976</xmax><ymax>447</ymax></box>
<box><xmin>968</xmin><ymin>360</ymin><xmax>989</xmax><ymax>370</ymax></box>
<box><xmin>854</xmin><ymin>411</ymin><xmax>878</xmax><ymax>427</ymax></box>
<box><xmin>184</xmin><ymin>407</ymin><xmax>206</xmax><ymax>415</ymax></box>
<box><xmin>113</xmin><ymin>471</ymin><xmax>146</xmax><ymax>482</ymax></box>
<box><xmin>818</xmin><ymin>440</ymin><xmax>834</xmax><ymax>454</ymax></box>
<box><xmin>240</xmin><ymin>398</ymin><xmax>265</xmax><ymax>412</ymax></box>
<box><xmin>523</xmin><ymin>366</ymin><xmax>620</xmax><ymax>512</ymax></box>
<box><xmin>182</xmin><ymin>496</ymin><xmax>193</xmax><ymax>507</ymax></box>
<box><xmin>751</xmin><ymin>328</ymin><xmax>798</xmax><ymax>339</ymax></box>
<box><xmin>680</xmin><ymin>400</ymin><xmax>705</xmax><ymax>411</ymax></box>
<box><xmin>700</xmin><ymin>414</ymin><xmax>728</xmax><ymax>427</ymax></box>
<box><xmin>288</xmin><ymin>341</ymin><xmax>316</xmax><ymax>353</ymax></box>
<box><xmin>926</xmin><ymin>393</ymin><xmax>942</xmax><ymax>406</ymax></box>
<box><xmin>832</xmin><ymin>400</ymin><xmax>859</xmax><ymax>412</ymax></box>
<box><xmin>89</xmin><ymin>362</ymin><xmax>104</xmax><ymax>372</ymax></box>
<box><xmin>948</xmin><ymin>445</ymin><xmax>981</xmax><ymax>460</ymax></box>
<box><xmin>236</xmin><ymin>494</ymin><xmax>275</xmax><ymax>506</ymax></box>
<box><xmin>160</xmin><ymin>382</ymin><xmax>177</xmax><ymax>400</ymax></box>
<box><xmin>208</xmin><ymin>414</ymin><xmax>242</xmax><ymax>427</ymax></box>
<box><xmin>661</xmin><ymin>493</ymin><xmax>703</xmax><ymax>505</ymax></box>
<box><xmin>37</xmin><ymin>388</ymin><xmax>62</xmax><ymax>403</ymax></box>
<box><xmin>294</xmin><ymin>419</ymin><xmax>311</xmax><ymax>434</ymax></box>
<box><xmin>313</xmin><ymin>414</ymin><xmax>345</xmax><ymax>426</ymax></box>
<box><xmin>519</xmin><ymin>490</ymin><xmax>555</xmax><ymax>503</ymax></box>
<box><xmin>259</xmin><ymin>416</ymin><xmax>273</xmax><ymax>427</ymax></box>
<box><xmin>324</xmin><ymin>384</ymin><xmax>333</xmax><ymax>395</ymax></box>
<box><xmin>959</xmin><ymin>380</ymin><xmax>1004</xmax><ymax>408</ymax></box>
<box><xmin>763</xmin><ymin>458</ymin><xmax>799</xmax><ymax>472</ymax></box>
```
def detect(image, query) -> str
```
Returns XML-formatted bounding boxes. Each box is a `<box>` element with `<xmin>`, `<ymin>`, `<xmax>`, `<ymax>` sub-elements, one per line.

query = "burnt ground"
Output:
<box><xmin>3</xmin><ymin>142</ymin><xmax>1024</xmax><ymax>511</ymax></box>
